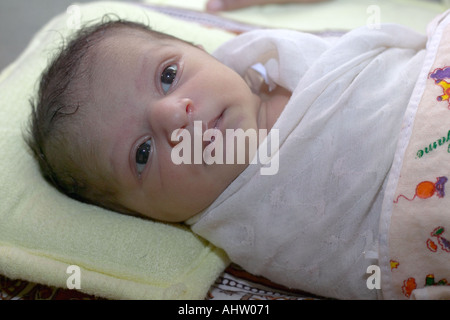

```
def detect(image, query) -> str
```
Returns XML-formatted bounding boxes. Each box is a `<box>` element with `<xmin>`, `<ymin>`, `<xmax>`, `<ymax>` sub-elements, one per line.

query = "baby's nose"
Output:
<box><xmin>185</xmin><ymin>99</ymin><xmax>194</xmax><ymax>115</ymax></box>
<box><xmin>152</xmin><ymin>97</ymin><xmax>192</xmax><ymax>141</ymax></box>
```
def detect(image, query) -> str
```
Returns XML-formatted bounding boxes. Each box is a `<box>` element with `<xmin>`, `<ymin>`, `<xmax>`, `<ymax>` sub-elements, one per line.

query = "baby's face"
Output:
<box><xmin>85</xmin><ymin>29</ymin><xmax>264</xmax><ymax>222</ymax></box>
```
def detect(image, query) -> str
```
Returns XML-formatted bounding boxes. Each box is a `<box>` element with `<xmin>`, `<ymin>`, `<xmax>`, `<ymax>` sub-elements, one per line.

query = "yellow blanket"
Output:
<box><xmin>0</xmin><ymin>1</ymin><xmax>231</xmax><ymax>300</ymax></box>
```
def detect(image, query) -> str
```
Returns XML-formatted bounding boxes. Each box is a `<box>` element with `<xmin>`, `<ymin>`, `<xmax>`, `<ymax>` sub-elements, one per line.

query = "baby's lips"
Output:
<box><xmin>207</xmin><ymin>110</ymin><xmax>225</xmax><ymax>132</ymax></box>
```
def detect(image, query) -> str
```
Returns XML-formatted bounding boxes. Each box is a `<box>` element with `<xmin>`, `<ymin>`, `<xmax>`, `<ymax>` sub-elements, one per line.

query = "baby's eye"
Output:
<box><xmin>135</xmin><ymin>139</ymin><xmax>152</xmax><ymax>176</ymax></box>
<box><xmin>160</xmin><ymin>64</ymin><xmax>177</xmax><ymax>93</ymax></box>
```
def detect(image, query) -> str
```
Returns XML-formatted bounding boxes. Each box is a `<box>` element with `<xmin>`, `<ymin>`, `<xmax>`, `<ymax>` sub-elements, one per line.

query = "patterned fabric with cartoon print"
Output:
<box><xmin>379</xmin><ymin>9</ymin><xmax>450</xmax><ymax>300</ymax></box>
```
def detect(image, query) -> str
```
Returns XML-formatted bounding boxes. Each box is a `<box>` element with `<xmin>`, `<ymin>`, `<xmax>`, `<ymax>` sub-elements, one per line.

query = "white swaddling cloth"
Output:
<box><xmin>188</xmin><ymin>27</ymin><xmax>426</xmax><ymax>299</ymax></box>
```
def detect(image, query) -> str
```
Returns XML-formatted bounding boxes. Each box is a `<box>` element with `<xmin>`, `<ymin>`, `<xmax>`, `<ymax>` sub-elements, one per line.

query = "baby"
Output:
<box><xmin>27</xmin><ymin>19</ymin><xmax>290</xmax><ymax>222</ymax></box>
<box><xmin>27</xmin><ymin>18</ymin><xmax>427</xmax><ymax>299</ymax></box>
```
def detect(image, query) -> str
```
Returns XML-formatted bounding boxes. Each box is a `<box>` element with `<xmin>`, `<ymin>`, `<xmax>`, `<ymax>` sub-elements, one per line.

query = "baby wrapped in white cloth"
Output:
<box><xmin>188</xmin><ymin>25</ymin><xmax>426</xmax><ymax>299</ymax></box>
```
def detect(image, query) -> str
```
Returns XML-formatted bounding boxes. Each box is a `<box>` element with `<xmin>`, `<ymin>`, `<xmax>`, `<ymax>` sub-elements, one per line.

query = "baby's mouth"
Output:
<box><xmin>204</xmin><ymin>110</ymin><xmax>225</xmax><ymax>147</ymax></box>
<box><xmin>208</xmin><ymin>110</ymin><xmax>224</xmax><ymax>131</ymax></box>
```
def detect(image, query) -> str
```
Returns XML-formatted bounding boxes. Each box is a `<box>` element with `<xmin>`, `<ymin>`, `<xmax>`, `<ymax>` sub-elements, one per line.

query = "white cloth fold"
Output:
<box><xmin>189</xmin><ymin>26</ymin><xmax>426</xmax><ymax>299</ymax></box>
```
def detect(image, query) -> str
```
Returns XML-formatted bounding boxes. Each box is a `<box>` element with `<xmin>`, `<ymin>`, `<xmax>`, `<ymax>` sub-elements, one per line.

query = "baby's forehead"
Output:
<box><xmin>98</xmin><ymin>26</ymin><xmax>182</xmax><ymax>49</ymax></box>
<box><xmin>88</xmin><ymin>28</ymin><xmax>190</xmax><ymax>73</ymax></box>
<box><xmin>96</xmin><ymin>28</ymin><xmax>160</xmax><ymax>50</ymax></box>
<box><xmin>85</xmin><ymin>27</ymin><xmax>180</xmax><ymax>102</ymax></box>
<box><xmin>87</xmin><ymin>28</ymin><xmax>165</xmax><ymax>69</ymax></box>
<box><xmin>85</xmin><ymin>25</ymin><xmax>191</xmax><ymax>95</ymax></box>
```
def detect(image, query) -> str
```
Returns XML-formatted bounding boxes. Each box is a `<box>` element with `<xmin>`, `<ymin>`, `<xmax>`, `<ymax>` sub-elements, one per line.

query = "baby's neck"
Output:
<box><xmin>258</xmin><ymin>83</ymin><xmax>291</xmax><ymax>131</ymax></box>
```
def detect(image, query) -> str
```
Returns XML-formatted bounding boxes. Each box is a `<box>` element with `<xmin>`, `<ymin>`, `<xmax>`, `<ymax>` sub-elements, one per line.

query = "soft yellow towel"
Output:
<box><xmin>0</xmin><ymin>1</ymin><xmax>233</xmax><ymax>300</ymax></box>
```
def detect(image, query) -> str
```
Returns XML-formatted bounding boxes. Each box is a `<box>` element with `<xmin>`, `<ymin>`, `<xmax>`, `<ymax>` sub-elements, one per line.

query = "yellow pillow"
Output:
<box><xmin>0</xmin><ymin>1</ymin><xmax>233</xmax><ymax>300</ymax></box>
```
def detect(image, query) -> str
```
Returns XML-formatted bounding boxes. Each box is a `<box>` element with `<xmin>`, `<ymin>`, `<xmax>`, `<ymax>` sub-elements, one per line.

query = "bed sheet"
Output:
<box><xmin>0</xmin><ymin>264</ymin><xmax>320</xmax><ymax>300</ymax></box>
